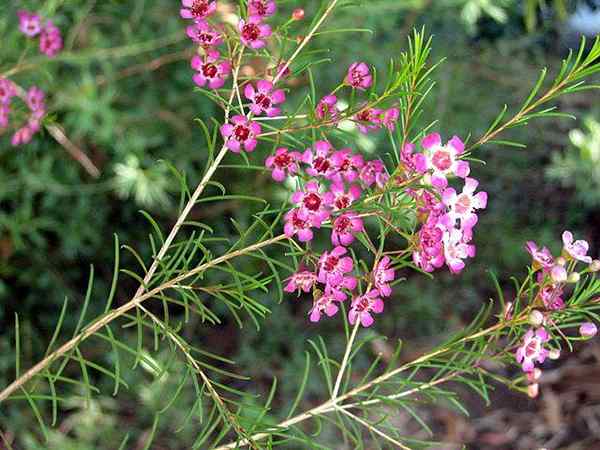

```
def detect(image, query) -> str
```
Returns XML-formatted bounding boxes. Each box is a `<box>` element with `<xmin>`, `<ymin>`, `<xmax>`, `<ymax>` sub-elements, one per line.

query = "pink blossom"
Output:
<box><xmin>0</xmin><ymin>105</ymin><xmax>9</xmax><ymax>128</ymax></box>
<box><xmin>374</xmin><ymin>256</ymin><xmax>395</xmax><ymax>297</ymax></box>
<box><xmin>191</xmin><ymin>53</ymin><xmax>231</xmax><ymax>89</ymax></box>
<box><xmin>248</xmin><ymin>0</ymin><xmax>277</xmax><ymax>18</ymax></box>
<box><xmin>291</xmin><ymin>181</ymin><xmax>333</xmax><ymax>227</ymax></box>
<box><xmin>550</xmin><ymin>264</ymin><xmax>567</xmax><ymax>283</ymax></box>
<box><xmin>315</xmin><ymin>95</ymin><xmax>338</xmax><ymax>121</ymax></box>
<box><xmin>382</xmin><ymin>108</ymin><xmax>400</xmax><ymax>131</ymax></box>
<box><xmin>220</xmin><ymin>115</ymin><xmax>261</xmax><ymax>152</ymax></box>
<box><xmin>441</xmin><ymin>177</ymin><xmax>487</xmax><ymax>229</ymax></box>
<box><xmin>238</xmin><ymin>16</ymin><xmax>272</xmax><ymax>49</ymax></box>
<box><xmin>17</xmin><ymin>10</ymin><xmax>42</xmax><ymax>37</ymax></box>
<box><xmin>265</xmin><ymin>148</ymin><xmax>301</xmax><ymax>182</ymax></box>
<box><xmin>318</xmin><ymin>246</ymin><xmax>356</xmax><ymax>288</ymax></box>
<box><xmin>443</xmin><ymin>227</ymin><xmax>475</xmax><ymax>274</ymax></box>
<box><xmin>11</xmin><ymin>126</ymin><xmax>33</xmax><ymax>146</ymax></box>
<box><xmin>26</xmin><ymin>87</ymin><xmax>45</xmax><ymax>113</ymax></box>
<box><xmin>516</xmin><ymin>327</ymin><xmax>550</xmax><ymax>372</ymax></box>
<box><xmin>354</xmin><ymin>107</ymin><xmax>383</xmax><ymax>134</ymax></box>
<box><xmin>580</xmin><ymin>322</ymin><xmax>598</xmax><ymax>338</ymax></box>
<box><xmin>186</xmin><ymin>21</ymin><xmax>223</xmax><ymax>47</ymax></box>
<box><xmin>538</xmin><ymin>282</ymin><xmax>565</xmax><ymax>311</ymax></box>
<box><xmin>284</xmin><ymin>208</ymin><xmax>314</xmax><ymax>242</ymax></box>
<box><xmin>331</xmin><ymin>212</ymin><xmax>364</xmax><ymax>246</ymax></box>
<box><xmin>39</xmin><ymin>20</ymin><xmax>63</xmax><ymax>57</ymax></box>
<box><xmin>345</xmin><ymin>62</ymin><xmax>372</xmax><ymax>90</ymax></box>
<box><xmin>525</xmin><ymin>241</ymin><xmax>554</xmax><ymax>271</ymax></box>
<box><xmin>180</xmin><ymin>0</ymin><xmax>217</xmax><ymax>20</ymax></box>
<box><xmin>309</xmin><ymin>288</ymin><xmax>344</xmax><ymax>322</ymax></box>
<box><xmin>562</xmin><ymin>231</ymin><xmax>593</xmax><ymax>263</ymax></box>
<box><xmin>359</xmin><ymin>159</ymin><xmax>388</xmax><ymax>188</ymax></box>
<box><xmin>349</xmin><ymin>289</ymin><xmax>384</xmax><ymax>327</ymax></box>
<box><xmin>244</xmin><ymin>80</ymin><xmax>285</xmax><ymax>117</ymax></box>
<box><xmin>330</xmin><ymin>182</ymin><xmax>361</xmax><ymax>211</ymax></box>
<box><xmin>400</xmin><ymin>143</ymin><xmax>427</xmax><ymax>176</ymax></box>
<box><xmin>302</xmin><ymin>140</ymin><xmax>336</xmax><ymax>179</ymax></box>
<box><xmin>284</xmin><ymin>270</ymin><xmax>317</xmax><ymax>294</ymax></box>
<box><xmin>421</xmin><ymin>133</ymin><xmax>470</xmax><ymax>189</ymax></box>
<box><xmin>331</xmin><ymin>148</ymin><xmax>364</xmax><ymax>183</ymax></box>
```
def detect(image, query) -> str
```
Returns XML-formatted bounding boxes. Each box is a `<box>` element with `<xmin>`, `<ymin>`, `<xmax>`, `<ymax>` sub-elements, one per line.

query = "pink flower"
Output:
<box><xmin>220</xmin><ymin>115</ymin><xmax>261</xmax><ymax>152</ymax></box>
<box><xmin>244</xmin><ymin>79</ymin><xmax>285</xmax><ymax>117</ymax></box>
<box><xmin>331</xmin><ymin>212</ymin><xmax>364</xmax><ymax>246</ymax></box>
<box><xmin>421</xmin><ymin>133</ymin><xmax>470</xmax><ymax>190</ymax></box>
<box><xmin>400</xmin><ymin>143</ymin><xmax>427</xmax><ymax>175</ymax></box>
<box><xmin>291</xmin><ymin>181</ymin><xmax>333</xmax><ymax>227</ymax></box>
<box><xmin>0</xmin><ymin>78</ymin><xmax>16</xmax><ymax>105</ymax></box>
<box><xmin>538</xmin><ymin>282</ymin><xmax>565</xmax><ymax>311</ymax></box>
<box><xmin>180</xmin><ymin>0</ymin><xmax>217</xmax><ymax>20</ymax></box>
<box><xmin>284</xmin><ymin>208</ymin><xmax>314</xmax><ymax>242</ymax></box>
<box><xmin>0</xmin><ymin>105</ymin><xmax>9</xmax><ymax>128</ymax></box>
<box><xmin>331</xmin><ymin>149</ymin><xmax>365</xmax><ymax>183</ymax></box>
<box><xmin>302</xmin><ymin>140</ymin><xmax>337</xmax><ymax>179</ymax></box>
<box><xmin>349</xmin><ymin>289</ymin><xmax>384</xmax><ymax>327</ymax></box>
<box><xmin>373</xmin><ymin>256</ymin><xmax>395</xmax><ymax>297</ymax></box>
<box><xmin>238</xmin><ymin>16</ymin><xmax>272</xmax><ymax>49</ymax></box>
<box><xmin>248</xmin><ymin>0</ymin><xmax>277</xmax><ymax>18</ymax></box>
<box><xmin>191</xmin><ymin>53</ymin><xmax>231</xmax><ymax>89</ymax></box>
<box><xmin>309</xmin><ymin>288</ymin><xmax>344</xmax><ymax>322</ymax></box>
<box><xmin>441</xmin><ymin>177</ymin><xmax>487</xmax><ymax>229</ymax></box>
<box><xmin>443</xmin><ymin>227</ymin><xmax>475</xmax><ymax>274</ymax></box>
<box><xmin>580</xmin><ymin>322</ymin><xmax>598</xmax><ymax>338</ymax></box>
<box><xmin>525</xmin><ymin>241</ymin><xmax>554</xmax><ymax>271</ymax></box>
<box><xmin>284</xmin><ymin>270</ymin><xmax>317</xmax><ymax>294</ymax></box>
<box><xmin>315</xmin><ymin>95</ymin><xmax>338</xmax><ymax>121</ymax></box>
<box><xmin>550</xmin><ymin>264</ymin><xmax>567</xmax><ymax>283</ymax></box>
<box><xmin>318</xmin><ymin>246</ymin><xmax>356</xmax><ymax>288</ymax></box>
<box><xmin>17</xmin><ymin>10</ymin><xmax>42</xmax><ymax>37</ymax></box>
<box><xmin>26</xmin><ymin>87</ymin><xmax>46</xmax><ymax>113</ymax></box>
<box><xmin>39</xmin><ymin>20</ymin><xmax>63</xmax><ymax>57</ymax></box>
<box><xmin>359</xmin><ymin>159</ymin><xmax>388</xmax><ymax>188</ymax></box>
<box><xmin>345</xmin><ymin>62</ymin><xmax>372</xmax><ymax>90</ymax></box>
<box><xmin>330</xmin><ymin>182</ymin><xmax>362</xmax><ymax>211</ymax></box>
<box><xmin>186</xmin><ymin>21</ymin><xmax>223</xmax><ymax>47</ymax></box>
<box><xmin>11</xmin><ymin>126</ymin><xmax>33</xmax><ymax>146</ymax></box>
<box><xmin>265</xmin><ymin>148</ymin><xmax>301</xmax><ymax>182</ymax></box>
<box><xmin>516</xmin><ymin>327</ymin><xmax>550</xmax><ymax>372</ymax></box>
<box><xmin>562</xmin><ymin>231</ymin><xmax>592</xmax><ymax>264</ymax></box>
<box><xmin>382</xmin><ymin>108</ymin><xmax>399</xmax><ymax>131</ymax></box>
<box><xmin>354</xmin><ymin>107</ymin><xmax>383</xmax><ymax>134</ymax></box>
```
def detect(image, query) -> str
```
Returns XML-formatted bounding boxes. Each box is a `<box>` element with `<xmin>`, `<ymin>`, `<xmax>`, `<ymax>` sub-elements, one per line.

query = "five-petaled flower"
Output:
<box><xmin>238</xmin><ymin>16</ymin><xmax>272</xmax><ymax>49</ymax></box>
<box><xmin>244</xmin><ymin>79</ymin><xmax>285</xmax><ymax>117</ymax></box>
<box><xmin>562</xmin><ymin>231</ymin><xmax>592</xmax><ymax>264</ymax></box>
<box><xmin>345</xmin><ymin>62</ymin><xmax>372</xmax><ymax>90</ymax></box>
<box><xmin>349</xmin><ymin>289</ymin><xmax>384</xmax><ymax>327</ymax></box>
<box><xmin>516</xmin><ymin>327</ymin><xmax>550</xmax><ymax>373</ymax></box>
<box><xmin>265</xmin><ymin>148</ymin><xmax>301</xmax><ymax>182</ymax></box>
<box><xmin>180</xmin><ymin>0</ymin><xmax>217</xmax><ymax>20</ymax></box>
<box><xmin>191</xmin><ymin>53</ymin><xmax>231</xmax><ymax>89</ymax></box>
<box><xmin>220</xmin><ymin>115</ymin><xmax>261</xmax><ymax>152</ymax></box>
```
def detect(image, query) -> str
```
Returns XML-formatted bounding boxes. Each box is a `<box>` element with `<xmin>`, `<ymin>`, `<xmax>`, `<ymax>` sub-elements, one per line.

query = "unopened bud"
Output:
<box><xmin>549</xmin><ymin>348</ymin><xmax>561</xmax><ymax>360</ymax></box>
<box><xmin>528</xmin><ymin>310</ymin><xmax>544</xmax><ymax>327</ymax></box>
<box><xmin>556</xmin><ymin>256</ymin><xmax>567</xmax><ymax>266</ymax></box>
<box><xmin>292</xmin><ymin>8</ymin><xmax>305</xmax><ymax>20</ymax></box>
<box><xmin>526</xmin><ymin>367</ymin><xmax>542</xmax><ymax>382</ymax></box>
<box><xmin>590</xmin><ymin>259</ymin><xmax>600</xmax><ymax>272</ymax></box>
<box><xmin>567</xmin><ymin>272</ymin><xmax>580</xmax><ymax>283</ymax></box>
<box><xmin>580</xmin><ymin>322</ymin><xmax>598</xmax><ymax>338</ymax></box>
<box><xmin>551</xmin><ymin>265</ymin><xmax>567</xmax><ymax>283</ymax></box>
<box><xmin>527</xmin><ymin>383</ymin><xmax>539</xmax><ymax>398</ymax></box>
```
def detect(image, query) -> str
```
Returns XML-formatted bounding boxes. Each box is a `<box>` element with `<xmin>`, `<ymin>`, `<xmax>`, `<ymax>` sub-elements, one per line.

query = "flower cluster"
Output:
<box><xmin>515</xmin><ymin>231</ymin><xmax>599</xmax><ymax>397</ymax></box>
<box><xmin>403</xmin><ymin>133</ymin><xmax>487</xmax><ymax>274</ymax></box>
<box><xmin>0</xmin><ymin>79</ymin><xmax>47</xmax><ymax>146</ymax></box>
<box><xmin>17</xmin><ymin>10</ymin><xmax>63</xmax><ymax>57</ymax></box>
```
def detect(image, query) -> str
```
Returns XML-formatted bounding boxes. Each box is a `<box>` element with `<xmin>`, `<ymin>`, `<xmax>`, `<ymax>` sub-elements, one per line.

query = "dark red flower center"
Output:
<box><xmin>242</xmin><ymin>23</ymin><xmax>260</xmax><ymax>42</ymax></box>
<box><xmin>198</xmin><ymin>32</ymin><xmax>215</xmax><ymax>44</ymax></box>
<box><xmin>191</xmin><ymin>0</ymin><xmax>210</xmax><ymax>17</ymax></box>
<box><xmin>355</xmin><ymin>297</ymin><xmax>370</xmax><ymax>311</ymax></box>
<box><xmin>303</xmin><ymin>193</ymin><xmax>321</xmax><ymax>211</ymax></box>
<box><xmin>313</xmin><ymin>157</ymin><xmax>330</xmax><ymax>173</ymax></box>
<box><xmin>274</xmin><ymin>152</ymin><xmax>292</xmax><ymax>168</ymax></box>
<box><xmin>234</xmin><ymin>124</ymin><xmax>251</xmax><ymax>142</ymax></box>
<box><xmin>251</xmin><ymin>1</ymin><xmax>268</xmax><ymax>15</ymax></box>
<box><xmin>255</xmin><ymin>93</ymin><xmax>272</xmax><ymax>110</ymax></box>
<box><xmin>323</xmin><ymin>256</ymin><xmax>339</xmax><ymax>272</ymax></box>
<box><xmin>335</xmin><ymin>195</ymin><xmax>350</xmax><ymax>210</ymax></box>
<box><xmin>351</xmin><ymin>70</ymin><xmax>364</xmax><ymax>86</ymax></box>
<box><xmin>356</xmin><ymin>110</ymin><xmax>372</xmax><ymax>122</ymax></box>
<box><xmin>334</xmin><ymin>216</ymin><xmax>351</xmax><ymax>232</ymax></box>
<box><xmin>202</xmin><ymin>63</ymin><xmax>219</xmax><ymax>78</ymax></box>
<box><xmin>292</xmin><ymin>213</ymin><xmax>307</xmax><ymax>229</ymax></box>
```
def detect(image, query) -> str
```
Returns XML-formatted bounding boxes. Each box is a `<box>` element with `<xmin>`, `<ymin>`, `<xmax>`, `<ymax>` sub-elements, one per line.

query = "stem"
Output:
<box><xmin>332</xmin><ymin>321</ymin><xmax>360</xmax><ymax>401</ymax></box>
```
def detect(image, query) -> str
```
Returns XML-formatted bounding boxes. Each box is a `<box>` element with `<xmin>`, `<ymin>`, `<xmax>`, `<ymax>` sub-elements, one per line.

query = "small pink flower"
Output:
<box><xmin>538</xmin><ymin>282</ymin><xmax>565</xmax><ymax>310</ymax></box>
<box><xmin>26</xmin><ymin>87</ymin><xmax>46</xmax><ymax>113</ymax></box>
<box><xmin>443</xmin><ymin>227</ymin><xmax>475</xmax><ymax>274</ymax></box>
<box><xmin>400</xmin><ymin>142</ymin><xmax>427</xmax><ymax>175</ymax></box>
<box><xmin>220</xmin><ymin>115</ymin><xmax>261</xmax><ymax>152</ymax></box>
<box><xmin>11</xmin><ymin>125</ymin><xmax>33</xmax><ymax>146</ymax></box>
<box><xmin>562</xmin><ymin>231</ymin><xmax>592</xmax><ymax>264</ymax></box>
<box><xmin>331</xmin><ymin>212</ymin><xmax>364</xmax><ymax>246</ymax></box>
<box><xmin>180</xmin><ymin>0</ymin><xmax>217</xmax><ymax>20</ymax></box>
<box><xmin>248</xmin><ymin>0</ymin><xmax>277</xmax><ymax>18</ymax></box>
<box><xmin>330</xmin><ymin>182</ymin><xmax>362</xmax><ymax>211</ymax></box>
<box><xmin>382</xmin><ymin>108</ymin><xmax>399</xmax><ymax>131</ymax></box>
<box><xmin>318</xmin><ymin>246</ymin><xmax>355</xmax><ymax>288</ymax></box>
<box><xmin>315</xmin><ymin>95</ymin><xmax>338</xmax><ymax>121</ymax></box>
<box><xmin>186</xmin><ymin>20</ymin><xmax>223</xmax><ymax>47</ymax></box>
<box><xmin>17</xmin><ymin>10</ymin><xmax>42</xmax><ymax>37</ymax></box>
<box><xmin>309</xmin><ymin>288</ymin><xmax>344</xmax><ymax>322</ymax></box>
<box><xmin>374</xmin><ymin>256</ymin><xmax>395</xmax><ymax>297</ymax></box>
<box><xmin>331</xmin><ymin>149</ymin><xmax>365</xmax><ymax>183</ymax></box>
<box><xmin>0</xmin><ymin>105</ymin><xmax>9</xmax><ymax>128</ymax></box>
<box><xmin>284</xmin><ymin>208</ymin><xmax>314</xmax><ymax>242</ymax></box>
<box><xmin>238</xmin><ymin>16</ymin><xmax>272</xmax><ymax>49</ymax></box>
<box><xmin>244</xmin><ymin>79</ymin><xmax>285</xmax><ymax>117</ymax></box>
<box><xmin>284</xmin><ymin>270</ymin><xmax>317</xmax><ymax>294</ymax></box>
<box><xmin>39</xmin><ymin>21</ymin><xmax>63</xmax><ymax>57</ymax></box>
<box><xmin>302</xmin><ymin>140</ymin><xmax>337</xmax><ymax>179</ymax></box>
<box><xmin>265</xmin><ymin>148</ymin><xmax>301</xmax><ymax>182</ymax></box>
<box><xmin>359</xmin><ymin>159</ymin><xmax>388</xmax><ymax>188</ymax></box>
<box><xmin>354</xmin><ymin>106</ymin><xmax>383</xmax><ymax>134</ymax></box>
<box><xmin>516</xmin><ymin>327</ymin><xmax>550</xmax><ymax>372</ymax></box>
<box><xmin>441</xmin><ymin>177</ymin><xmax>487</xmax><ymax>229</ymax></box>
<box><xmin>191</xmin><ymin>53</ymin><xmax>231</xmax><ymax>89</ymax></box>
<box><xmin>349</xmin><ymin>289</ymin><xmax>384</xmax><ymax>327</ymax></box>
<box><xmin>291</xmin><ymin>181</ymin><xmax>333</xmax><ymax>227</ymax></box>
<box><xmin>525</xmin><ymin>241</ymin><xmax>554</xmax><ymax>271</ymax></box>
<box><xmin>0</xmin><ymin>78</ymin><xmax>16</xmax><ymax>105</ymax></box>
<box><xmin>421</xmin><ymin>133</ymin><xmax>470</xmax><ymax>190</ymax></box>
<box><xmin>345</xmin><ymin>62</ymin><xmax>372</xmax><ymax>90</ymax></box>
<box><xmin>580</xmin><ymin>322</ymin><xmax>598</xmax><ymax>338</ymax></box>
<box><xmin>550</xmin><ymin>264</ymin><xmax>567</xmax><ymax>283</ymax></box>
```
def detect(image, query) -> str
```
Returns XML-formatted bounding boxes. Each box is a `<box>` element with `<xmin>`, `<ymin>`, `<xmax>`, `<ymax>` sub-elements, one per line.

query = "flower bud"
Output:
<box><xmin>567</xmin><ymin>272</ymin><xmax>580</xmax><ymax>283</ymax></box>
<box><xmin>527</xmin><ymin>383</ymin><xmax>539</xmax><ymax>398</ymax></box>
<box><xmin>526</xmin><ymin>367</ymin><xmax>542</xmax><ymax>382</ymax></box>
<box><xmin>580</xmin><ymin>322</ymin><xmax>598</xmax><ymax>338</ymax></box>
<box><xmin>292</xmin><ymin>8</ymin><xmax>305</xmax><ymax>20</ymax></box>
<box><xmin>549</xmin><ymin>348</ymin><xmax>561</xmax><ymax>360</ymax></box>
<box><xmin>590</xmin><ymin>259</ymin><xmax>600</xmax><ymax>272</ymax></box>
<box><xmin>550</xmin><ymin>265</ymin><xmax>567</xmax><ymax>283</ymax></box>
<box><xmin>556</xmin><ymin>256</ymin><xmax>567</xmax><ymax>266</ymax></box>
<box><xmin>528</xmin><ymin>310</ymin><xmax>544</xmax><ymax>327</ymax></box>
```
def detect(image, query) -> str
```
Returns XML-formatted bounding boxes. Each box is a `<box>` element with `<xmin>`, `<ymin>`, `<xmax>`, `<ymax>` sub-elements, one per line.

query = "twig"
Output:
<box><xmin>338</xmin><ymin>408</ymin><xmax>412</xmax><ymax>449</ymax></box>
<box><xmin>45</xmin><ymin>124</ymin><xmax>101</xmax><ymax>178</ymax></box>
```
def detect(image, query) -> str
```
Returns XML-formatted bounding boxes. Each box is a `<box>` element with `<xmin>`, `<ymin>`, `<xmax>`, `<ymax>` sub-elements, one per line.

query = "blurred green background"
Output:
<box><xmin>2</xmin><ymin>0</ymin><xmax>600</xmax><ymax>448</ymax></box>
